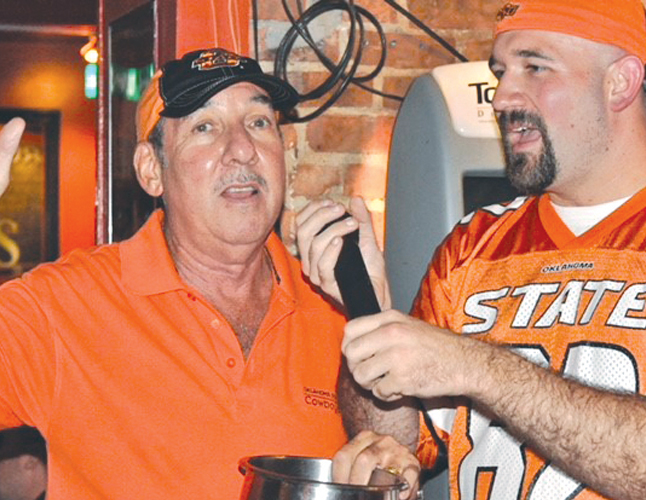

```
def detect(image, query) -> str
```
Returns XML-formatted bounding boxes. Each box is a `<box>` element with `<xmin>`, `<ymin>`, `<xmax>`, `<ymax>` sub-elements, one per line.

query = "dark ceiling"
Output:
<box><xmin>0</xmin><ymin>0</ymin><xmax>98</xmax><ymax>26</ymax></box>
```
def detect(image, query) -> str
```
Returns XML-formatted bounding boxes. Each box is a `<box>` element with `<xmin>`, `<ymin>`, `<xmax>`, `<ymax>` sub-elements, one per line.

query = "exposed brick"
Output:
<box><xmin>307</xmin><ymin>115</ymin><xmax>395</xmax><ymax>154</ymax></box>
<box><xmin>288</xmin><ymin>71</ymin><xmax>374</xmax><ymax>109</ymax></box>
<box><xmin>462</xmin><ymin>37</ymin><xmax>495</xmax><ymax>61</ymax></box>
<box><xmin>257</xmin><ymin>20</ymin><xmax>342</xmax><ymax>63</ymax></box>
<box><xmin>256</xmin><ymin>0</ymin><xmax>288</xmax><ymax>20</ymax></box>
<box><xmin>361</xmin><ymin>31</ymin><xmax>457</xmax><ymax>69</ymax></box>
<box><xmin>291</xmin><ymin>163</ymin><xmax>343</xmax><ymax>198</ymax></box>
<box><xmin>254</xmin><ymin>0</ymin><xmax>505</xmax><ymax>246</ymax></box>
<box><xmin>280</xmin><ymin>123</ymin><xmax>298</xmax><ymax>150</ymax></box>
<box><xmin>407</xmin><ymin>0</ymin><xmax>501</xmax><ymax>30</ymax></box>
<box><xmin>355</xmin><ymin>0</ymin><xmax>400</xmax><ymax>24</ymax></box>
<box><xmin>345</xmin><ymin>162</ymin><xmax>387</xmax><ymax>199</ymax></box>
<box><xmin>383</xmin><ymin>75</ymin><xmax>418</xmax><ymax>111</ymax></box>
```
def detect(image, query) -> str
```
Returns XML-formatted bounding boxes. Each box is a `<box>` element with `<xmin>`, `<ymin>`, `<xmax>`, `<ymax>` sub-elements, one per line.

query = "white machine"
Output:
<box><xmin>385</xmin><ymin>61</ymin><xmax>517</xmax><ymax>496</ymax></box>
<box><xmin>385</xmin><ymin>60</ymin><xmax>517</xmax><ymax>313</ymax></box>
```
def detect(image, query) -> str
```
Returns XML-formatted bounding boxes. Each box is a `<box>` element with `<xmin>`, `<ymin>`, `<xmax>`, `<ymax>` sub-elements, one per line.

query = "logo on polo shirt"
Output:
<box><xmin>303</xmin><ymin>386</ymin><xmax>340</xmax><ymax>414</ymax></box>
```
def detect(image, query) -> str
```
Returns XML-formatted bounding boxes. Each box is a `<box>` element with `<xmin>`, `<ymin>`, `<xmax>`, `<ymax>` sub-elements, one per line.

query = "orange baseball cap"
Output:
<box><xmin>136</xmin><ymin>70</ymin><xmax>164</xmax><ymax>142</ymax></box>
<box><xmin>495</xmin><ymin>0</ymin><xmax>646</xmax><ymax>64</ymax></box>
<box><xmin>136</xmin><ymin>48</ymin><xmax>299</xmax><ymax>142</ymax></box>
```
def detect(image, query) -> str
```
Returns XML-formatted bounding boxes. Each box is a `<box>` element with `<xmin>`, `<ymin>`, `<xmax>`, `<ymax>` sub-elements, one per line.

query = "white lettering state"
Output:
<box><xmin>511</xmin><ymin>283</ymin><xmax>560</xmax><ymax>328</ymax></box>
<box><xmin>581</xmin><ymin>280</ymin><xmax>624</xmax><ymax>325</ymax></box>
<box><xmin>606</xmin><ymin>283</ymin><xmax>646</xmax><ymax>329</ymax></box>
<box><xmin>534</xmin><ymin>281</ymin><xmax>584</xmax><ymax>328</ymax></box>
<box><xmin>463</xmin><ymin>288</ymin><xmax>510</xmax><ymax>334</ymax></box>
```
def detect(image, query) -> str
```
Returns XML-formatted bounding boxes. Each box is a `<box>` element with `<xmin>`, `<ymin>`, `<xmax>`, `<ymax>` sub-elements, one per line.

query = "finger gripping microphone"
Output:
<box><xmin>318</xmin><ymin>213</ymin><xmax>381</xmax><ymax>319</ymax></box>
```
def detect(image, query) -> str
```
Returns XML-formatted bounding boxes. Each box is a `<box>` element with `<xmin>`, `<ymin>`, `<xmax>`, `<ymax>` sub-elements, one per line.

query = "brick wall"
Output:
<box><xmin>254</xmin><ymin>0</ymin><xmax>504</xmax><ymax>251</ymax></box>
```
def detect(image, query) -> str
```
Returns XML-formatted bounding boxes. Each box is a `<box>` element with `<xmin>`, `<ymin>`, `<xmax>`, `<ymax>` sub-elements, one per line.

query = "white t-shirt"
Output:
<box><xmin>552</xmin><ymin>196</ymin><xmax>631</xmax><ymax>236</ymax></box>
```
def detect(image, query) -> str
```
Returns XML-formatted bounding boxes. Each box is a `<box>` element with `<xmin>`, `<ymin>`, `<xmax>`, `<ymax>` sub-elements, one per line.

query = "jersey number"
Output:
<box><xmin>458</xmin><ymin>343</ymin><xmax>638</xmax><ymax>499</ymax></box>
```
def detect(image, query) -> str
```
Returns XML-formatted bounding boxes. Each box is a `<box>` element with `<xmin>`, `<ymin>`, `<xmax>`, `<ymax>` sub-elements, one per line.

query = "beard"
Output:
<box><xmin>498</xmin><ymin>110</ymin><xmax>558</xmax><ymax>195</ymax></box>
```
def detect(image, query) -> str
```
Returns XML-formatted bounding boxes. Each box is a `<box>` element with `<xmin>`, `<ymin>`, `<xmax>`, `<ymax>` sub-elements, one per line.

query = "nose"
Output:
<box><xmin>221</xmin><ymin>123</ymin><xmax>259</xmax><ymax>166</ymax></box>
<box><xmin>492</xmin><ymin>73</ymin><xmax>527</xmax><ymax>114</ymax></box>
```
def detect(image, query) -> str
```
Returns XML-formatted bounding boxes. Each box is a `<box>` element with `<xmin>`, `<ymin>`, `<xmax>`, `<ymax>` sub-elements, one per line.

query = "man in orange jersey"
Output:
<box><xmin>0</xmin><ymin>48</ymin><xmax>418</xmax><ymax>499</ymax></box>
<box><xmin>297</xmin><ymin>0</ymin><xmax>646</xmax><ymax>498</ymax></box>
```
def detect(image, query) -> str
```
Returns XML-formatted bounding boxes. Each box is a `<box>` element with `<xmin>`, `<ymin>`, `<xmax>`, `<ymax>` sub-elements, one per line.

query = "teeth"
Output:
<box><xmin>227</xmin><ymin>186</ymin><xmax>254</xmax><ymax>193</ymax></box>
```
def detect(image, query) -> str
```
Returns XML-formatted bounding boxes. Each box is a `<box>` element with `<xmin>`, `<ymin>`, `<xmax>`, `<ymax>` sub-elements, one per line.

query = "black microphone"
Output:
<box><xmin>317</xmin><ymin>213</ymin><xmax>381</xmax><ymax>319</ymax></box>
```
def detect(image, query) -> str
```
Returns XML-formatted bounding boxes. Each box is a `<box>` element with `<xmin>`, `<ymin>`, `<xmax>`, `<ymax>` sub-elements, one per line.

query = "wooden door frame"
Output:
<box><xmin>96</xmin><ymin>0</ymin><xmax>176</xmax><ymax>243</ymax></box>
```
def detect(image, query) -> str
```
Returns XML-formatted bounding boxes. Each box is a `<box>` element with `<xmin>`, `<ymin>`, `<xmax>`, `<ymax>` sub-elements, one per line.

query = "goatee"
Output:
<box><xmin>498</xmin><ymin>109</ymin><xmax>558</xmax><ymax>195</ymax></box>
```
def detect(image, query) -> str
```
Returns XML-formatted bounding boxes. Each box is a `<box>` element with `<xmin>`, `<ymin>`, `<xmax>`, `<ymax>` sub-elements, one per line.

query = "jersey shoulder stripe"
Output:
<box><xmin>458</xmin><ymin>195</ymin><xmax>529</xmax><ymax>226</ymax></box>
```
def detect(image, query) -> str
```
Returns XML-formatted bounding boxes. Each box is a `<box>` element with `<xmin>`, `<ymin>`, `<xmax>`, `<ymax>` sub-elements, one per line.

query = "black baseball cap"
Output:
<box><xmin>159</xmin><ymin>48</ymin><xmax>299</xmax><ymax>118</ymax></box>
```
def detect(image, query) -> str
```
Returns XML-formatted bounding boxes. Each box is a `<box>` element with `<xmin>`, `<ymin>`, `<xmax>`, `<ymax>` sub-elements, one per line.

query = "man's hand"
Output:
<box><xmin>295</xmin><ymin>196</ymin><xmax>391</xmax><ymax>309</ymax></box>
<box><xmin>0</xmin><ymin>118</ymin><xmax>26</xmax><ymax>197</ymax></box>
<box><xmin>342</xmin><ymin>309</ymin><xmax>479</xmax><ymax>402</ymax></box>
<box><xmin>332</xmin><ymin>430</ymin><xmax>421</xmax><ymax>500</ymax></box>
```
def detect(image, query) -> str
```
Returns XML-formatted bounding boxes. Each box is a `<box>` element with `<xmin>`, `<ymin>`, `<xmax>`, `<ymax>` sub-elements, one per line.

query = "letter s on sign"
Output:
<box><xmin>0</xmin><ymin>219</ymin><xmax>20</xmax><ymax>269</ymax></box>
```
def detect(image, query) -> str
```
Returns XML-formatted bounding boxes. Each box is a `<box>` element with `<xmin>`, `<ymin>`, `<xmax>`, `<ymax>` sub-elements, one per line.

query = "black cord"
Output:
<box><xmin>270</xmin><ymin>0</ymin><xmax>469</xmax><ymax>123</ymax></box>
<box><xmin>383</xmin><ymin>0</ymin><xmax>468</xmax><ymax>63</ymax></box>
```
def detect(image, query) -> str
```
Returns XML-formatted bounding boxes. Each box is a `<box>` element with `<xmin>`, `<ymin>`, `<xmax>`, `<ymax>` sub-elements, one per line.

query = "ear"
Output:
<box><xmin>133</xmin><ymin>141</ymin><xmax>164</xmax><ymax>197</ymax></box>
<box><xmin>607</xmin><ymin>54</ymin><xmax>645</xmax><ymax>112</ymax></box>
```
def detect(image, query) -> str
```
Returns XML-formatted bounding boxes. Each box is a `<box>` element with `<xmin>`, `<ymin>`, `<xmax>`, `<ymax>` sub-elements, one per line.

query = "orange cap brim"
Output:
<box><xmin>136</xmin><ymin>70</ymin><xmax>164</xmax><ymax>142</ymax></box>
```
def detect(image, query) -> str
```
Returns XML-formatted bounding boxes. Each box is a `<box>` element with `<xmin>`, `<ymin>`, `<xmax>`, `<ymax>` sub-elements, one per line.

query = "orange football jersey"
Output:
<box><xmin>412</xmin><ymin>189</ymin><xmax>646</xmax><ymax>499</ymax></box>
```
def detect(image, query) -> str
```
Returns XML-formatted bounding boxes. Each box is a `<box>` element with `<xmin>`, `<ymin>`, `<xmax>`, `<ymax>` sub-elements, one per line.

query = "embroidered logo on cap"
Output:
<box><xmin>496</xmin><ymin>2</ymin><xmax>520</xmax><ymax>22</ymax></box>
<box><xmin>191</xmin><ymin>49</ymin><xmax>242</xmax><ymax>71</ymax></box>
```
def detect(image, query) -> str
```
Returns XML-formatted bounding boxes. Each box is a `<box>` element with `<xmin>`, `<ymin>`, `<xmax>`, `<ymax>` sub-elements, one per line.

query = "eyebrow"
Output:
<box><xmin>516</xmin><ymin>49</ymin><xmax>554</xmax><ymax>60</ymax></box>
<box><xmin>252</xmin><ymin>93</ymin><xmax>275</xmax><ymax>110</ymax></box>
<box><xmin>489</xmin><ymin>49</ymin><xmax>554</xmax><ymax>70</ymax></box>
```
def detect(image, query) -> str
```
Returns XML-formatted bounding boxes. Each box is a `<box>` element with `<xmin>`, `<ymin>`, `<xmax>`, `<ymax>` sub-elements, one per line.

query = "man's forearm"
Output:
<box><xmin>338</xmin><ymin>362</ymin><xmax>420</xmax><ymax>452</ymax></box>
<box><xmin>470</xmin><ymin>339</ymin><xmax>646</xmax><ymax>499</ymax></box>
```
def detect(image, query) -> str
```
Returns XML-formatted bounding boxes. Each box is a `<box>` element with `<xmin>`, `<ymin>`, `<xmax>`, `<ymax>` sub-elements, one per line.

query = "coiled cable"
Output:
<box><xmin>258</xmin><ymin>0</ymin><xmax>469</xmax><ymax>122</ymax></box>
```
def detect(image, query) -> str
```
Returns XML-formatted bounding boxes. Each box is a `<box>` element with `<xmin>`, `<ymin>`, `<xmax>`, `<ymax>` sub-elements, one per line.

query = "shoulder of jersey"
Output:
<box><xmin>458</xmin><ymin>195</ymin><xmax>530</xmax><ymax>230</ymax></box>
<box><xmin>460</xmin><ymin>196</ymin><xmax>529</xmax><ymax>225</ymax></box>
<box><xmin>445</xmin><ymin>195</ymin><xmax>533</xmax><ymax>251</ymax></box>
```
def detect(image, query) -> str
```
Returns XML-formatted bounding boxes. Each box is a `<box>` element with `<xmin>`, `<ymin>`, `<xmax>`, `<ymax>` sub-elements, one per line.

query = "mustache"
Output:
<box><xmin>497</xmin><ymin>109</ymin><xmax>546</xmax><ymax>133</ymax></box>
<box><xmin>215</xmin><ymin>170</ymin><xmax>268</xmax><ymax>192</ymax></box>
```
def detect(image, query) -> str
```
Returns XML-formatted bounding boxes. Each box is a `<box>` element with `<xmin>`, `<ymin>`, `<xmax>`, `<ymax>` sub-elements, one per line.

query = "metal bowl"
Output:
<box><xmin>238</xmin><ymin>455</ymin><xmax>407</xmax><ymax>500</ymax></box>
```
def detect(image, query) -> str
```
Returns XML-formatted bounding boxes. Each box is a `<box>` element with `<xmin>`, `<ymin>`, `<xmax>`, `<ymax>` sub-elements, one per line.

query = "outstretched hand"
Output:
<box><xmin>0</xmin><ymin>118</ymin><xmax>26</xmax><ymax>197</ymax></box>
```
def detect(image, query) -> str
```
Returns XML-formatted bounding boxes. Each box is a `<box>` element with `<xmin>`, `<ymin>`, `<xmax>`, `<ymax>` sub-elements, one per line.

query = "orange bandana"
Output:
<box><xmin>495</xmin><ymin>0</ymin><xmax>646</xmax><ymax>64</ymax></box>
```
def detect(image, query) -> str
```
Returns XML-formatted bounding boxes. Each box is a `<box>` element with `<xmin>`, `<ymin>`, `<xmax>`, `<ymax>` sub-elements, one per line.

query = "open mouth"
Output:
<box><xmin>222</xmin><ymin>185</ymin><xmax>260</xmax><ymax>197</ymax></box>
<box><xmin>498</xmin><ymin>110</ymin><xmax>545</xmax><ymax>151</ymax></box>
<box><xmin>505</xmin><ymin>121</ymin><xmax>542</xmax><ymax>150</ymax></box>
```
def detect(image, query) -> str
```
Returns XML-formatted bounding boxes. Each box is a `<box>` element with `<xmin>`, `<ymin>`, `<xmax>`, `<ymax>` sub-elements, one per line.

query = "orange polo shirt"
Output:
<box><xmin>0</xmin><ymin>210</ymin><xmax>347</xmax><ymax>499</ymax></box>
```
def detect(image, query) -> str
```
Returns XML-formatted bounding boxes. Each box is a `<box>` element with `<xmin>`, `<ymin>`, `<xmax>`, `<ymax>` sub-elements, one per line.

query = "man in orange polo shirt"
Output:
<box><xmin>0</xmin><ymin>47</ymin><xmax>418</xmax><ymax>499</ymax></box>
<box><xmin>298</xmin><ymin>0</ymin><xmax>646</xmax><ymax>498</ymax></box>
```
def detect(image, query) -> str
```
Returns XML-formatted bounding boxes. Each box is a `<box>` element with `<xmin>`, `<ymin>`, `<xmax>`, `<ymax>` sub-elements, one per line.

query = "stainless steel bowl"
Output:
<box><xmin>238</xmin><ymin>455</ymin><xmax>407</xmax><ymax>500</ymax></box>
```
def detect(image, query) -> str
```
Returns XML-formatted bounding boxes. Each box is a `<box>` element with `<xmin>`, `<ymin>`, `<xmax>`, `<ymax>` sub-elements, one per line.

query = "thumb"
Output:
<box><xmin>349</xmin><ymin>196</ymin><xmax>378</xmax><ymax>245</ymax></box>
<box><xmin>0</xmin><ymin>118</ymin><xmax>26</xmax><ymax>196</ymax></box>
<box><xmin>348</xmin><ymin>196</ymin><xmax>372</xmax><ymax>224</ymax></box>
<box><xmin>348</xmin><ymin>196</ymin><xmax>391</xmax><ymax>309</ymax></box>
